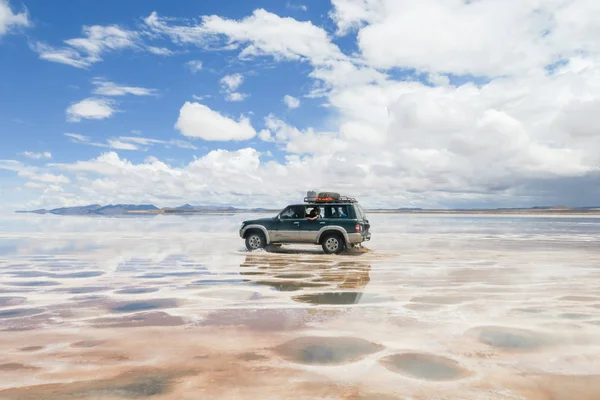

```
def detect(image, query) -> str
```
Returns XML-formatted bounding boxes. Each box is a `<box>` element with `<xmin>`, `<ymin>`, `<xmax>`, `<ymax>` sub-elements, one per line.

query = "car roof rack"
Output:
<box><xmin>304</xmin><ymin>196</ymin><xmax>357</xmax><ymax>204</ymax></box>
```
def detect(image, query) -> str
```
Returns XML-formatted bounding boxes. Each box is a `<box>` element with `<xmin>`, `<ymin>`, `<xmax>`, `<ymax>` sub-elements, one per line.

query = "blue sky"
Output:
<box><xmin>1</xmin><ymin>0</ymin><xmax>599</xmax><ymax>209</ymax></box>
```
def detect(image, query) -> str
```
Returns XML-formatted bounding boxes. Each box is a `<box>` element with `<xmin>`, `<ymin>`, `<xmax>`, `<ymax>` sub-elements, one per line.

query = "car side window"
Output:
<box><xmin>328</xmin><ymin>205</ymin><xmax>348</xmax><ymax>218</ymax></box>
<box><xmin>280</xmin><ymin>206</ymin><xmax>303</xmax><ymax>219</ymax></box>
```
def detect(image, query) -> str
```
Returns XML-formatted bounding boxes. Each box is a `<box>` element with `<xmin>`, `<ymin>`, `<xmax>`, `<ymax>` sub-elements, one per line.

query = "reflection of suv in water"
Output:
<box><xmin>239</xmin><ymin>192</ymin><xmax>371</xmax><ymax>254</ymax></box>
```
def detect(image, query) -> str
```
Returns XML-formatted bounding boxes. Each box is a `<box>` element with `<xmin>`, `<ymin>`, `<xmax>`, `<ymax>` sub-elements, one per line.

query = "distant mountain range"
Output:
<box><xmin>14</xmin><ymin>204</ymin><xmax>600</xmax><ymax>216</ymax></box>
<box><xmin>14</xmin><ymin>203</ymin><xmax>253</xmax><ymax>216</ymax></box>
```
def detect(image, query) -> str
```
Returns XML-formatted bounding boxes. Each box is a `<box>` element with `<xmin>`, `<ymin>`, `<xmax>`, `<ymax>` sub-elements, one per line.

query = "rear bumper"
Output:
<box><xmin>347</xmin><ymin>232</ymin><xmax>371</xmax><ymax>244</ymax></box>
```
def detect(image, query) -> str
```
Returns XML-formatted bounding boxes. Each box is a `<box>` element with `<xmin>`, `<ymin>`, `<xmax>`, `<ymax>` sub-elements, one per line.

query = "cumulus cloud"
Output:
<box><xmin>283</xmin><ymin>95</ymin><xmax>300</xmax><ymax>109</ymax></box>
<box><xmin>66</xmin><ymin>98</ymin><xmax>117</xmax><ymax>122</ymax></box>
<box><xmin>8</xmin><ymin>2</ymin><xmax>600</xmax><ymax>208</ymax></box>
<box><xmin>144</xmin><ymin>9</ymin><xmax>345</xmax><ymax>64</ymax></box>
<box><xmin>0</xmin><ymin>0</ymin><xmax>30</xmax><ymax>37</ymax></box>
<box><xmin>220</xmin><ymin>73</ymin><xmax>247</xmax><ymax>102</ymax></box>
<box><xmin>22</xmin><ymin>151</ymin><xmax>52</xmax><ymax>159</ymax></box>
<box><xmin>175</xmin><ymin>102</ymin><xmax>256</xmax><ymax>141</ymax></box>
<box><xmin>92</xmin><ymin>78</ymin><xmax>157</xmax><ymax>96</ymax></box>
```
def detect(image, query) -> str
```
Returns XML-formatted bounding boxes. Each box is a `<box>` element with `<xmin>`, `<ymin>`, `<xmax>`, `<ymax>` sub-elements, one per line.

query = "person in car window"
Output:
<box><xmin>307</xmin><ymin>207</ymin><xmax>320</xmax><ymax>221</ymax></box>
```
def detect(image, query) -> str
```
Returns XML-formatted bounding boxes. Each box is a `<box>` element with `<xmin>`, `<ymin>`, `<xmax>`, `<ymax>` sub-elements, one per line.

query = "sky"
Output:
<box><xmin>1</xmin><ymin>0</ymin><xmax>600</xmax><ymax>210</ymax></box>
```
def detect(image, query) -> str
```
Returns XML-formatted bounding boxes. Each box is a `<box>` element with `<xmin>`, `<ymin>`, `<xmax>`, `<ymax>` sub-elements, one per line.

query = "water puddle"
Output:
<box><xmin>274</xmin><ymin>336</ymin><xmax>384</xmax><ymax>365</ymax></box>
<box><xmin>107</xmin><ymin>299</ymin><xmax>179</xmax><ymax>313</ymax></box>
<box><xmin>0</xmin><ymin>296</ymin><xmax>26</xmax><ymax>307</ymax></box>
<box><xmin>0</xmin><ymin>308</ymin><xmax>45</xmax><ymax>319</ymax></box>
<box><xmin>559</xmin><ymin>313</ymin><xmax>592</xmax><ymax>320</ymax></box>
<box><xmin>114</xmin><ymin>287</ymin><xmax>160</xmax><ymax>295</ymax></box>
<box><xmin>65</xmin><ymin>286</ymin><xmax>111</xmax><ymax>294</ymax></box>
<box><xmin>0</xmin><ymin>368</ymin><xmax>196</xmax><ymax>400</ymax></box>
<box><xmin>6</xmin><ymin>281</ymin><xmax>60</xmax><ymax>287</ymax></box>
<box><xmin>379</xmin><ymin>353</ymin><xmax>471</xmax><ymax>381</ymax></box>
<box><xmin>19</xmin><ymin>346</ymin><xmax>44</xmax><ymax>352</ymax></box>
<box><xmin>472</xmin><ymin>326</ymin><xmax>553</xmax><ymax>350</ymax></box>
<box><xmin>0</xmin><ymin>363</ymin><xmax>40</xmax><ymax>372</ymax></box>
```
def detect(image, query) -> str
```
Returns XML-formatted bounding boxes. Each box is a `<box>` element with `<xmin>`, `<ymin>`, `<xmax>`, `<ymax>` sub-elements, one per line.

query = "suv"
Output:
<box><xmin>239</xmin><ymin>193</ymin><xmax>371</xmax><ymax>254</ymax></box>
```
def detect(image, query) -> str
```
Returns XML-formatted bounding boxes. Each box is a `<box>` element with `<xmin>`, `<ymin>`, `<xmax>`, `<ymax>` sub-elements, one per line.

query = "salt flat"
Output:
<box><xmin>0</xmin><ymin>212</ymin><xmax>599</xmax><ymax>399</ymax></box>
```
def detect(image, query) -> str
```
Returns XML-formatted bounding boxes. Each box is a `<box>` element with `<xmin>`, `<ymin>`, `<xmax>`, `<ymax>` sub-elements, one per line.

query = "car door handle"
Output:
<box><xmin>293</xmin><ymin>221</ymin><xmax>300</xmax><ymax>225</ymax></box>
<box><xmin>319</xmin><ymin>222</ymin><xmax>326</xmax><ymax>224</ymax></box>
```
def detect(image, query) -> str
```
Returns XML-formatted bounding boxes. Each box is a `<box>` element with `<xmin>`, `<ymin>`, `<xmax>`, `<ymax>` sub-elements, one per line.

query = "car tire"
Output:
<box><xmin>321</xmin><ymin>232</ymin><xmax>345</xmax><ymax>254</ymax></box>
<box><xmin>245</xmin><ymin>231</ymin><xmax>266</xmax><ymax>251</ymax></box>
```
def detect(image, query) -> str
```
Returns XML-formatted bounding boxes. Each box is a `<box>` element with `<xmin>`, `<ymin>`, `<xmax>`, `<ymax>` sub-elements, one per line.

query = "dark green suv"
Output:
<box><xmin>239</xmin><ymin>194</ymin><xmax>371</xmax><ymax>254</ymax></box>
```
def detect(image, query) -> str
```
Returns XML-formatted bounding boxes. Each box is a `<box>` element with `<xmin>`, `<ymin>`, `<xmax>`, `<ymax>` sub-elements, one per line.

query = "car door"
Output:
<box><xmin>272</xmin><ymin>205</ymin><xmax>302</xmax><ymax>242</ymax></box>
<box><xmin>298</xmin><ymin>205</ymin><xmax>327</xmax><ymax>243</ymax></box>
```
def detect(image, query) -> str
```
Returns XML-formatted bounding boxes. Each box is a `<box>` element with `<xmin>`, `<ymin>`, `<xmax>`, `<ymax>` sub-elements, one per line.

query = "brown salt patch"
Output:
<box><xmin>559</xmin><ymin>296</ymin><xmax>599</xmax><ymax>302</ymax></box>
<box><xmin>0</xmin><ymin>363</ymin><xmax>40</xmax><ymax>372</ymax></box>
<box><xmin>510</xmin><ymin>373</ymin><xmax>600</xmax><ymax>400</ymax></box>
<box><xmin>19</xmin><ymin>346</ymin><xmax>44</xmax><ymax>352</ymax></box>
<box><xmin>200</xmin><ymin>308</ymin><xmax>310</xmax><ymax>331</ymax></box>
<box><xmin>70</xmin><ymin>340</ymin><xmax>105</xmax><ymax>348</ymax></box>
<box><xmin>0</xmin><ymin>297</ymin><xmax>26</xmax><ymax>307</ymax></box>
<box><xmin>91</xmin><ymin>311</ymin><xmax>185</xmax><ymax>328</ymax></box>
<box><xmin>274</xmin><ymin>336</ymin><xmax>384</xmax><ymax>365</ymax></box>
<box><xmin>237</xmin><ymin>352</ymin><xmax>269</xmax><ymax>361</ymax></box>
<box><xmin>0</xmin><ymin>367</ymin><xmax>196</xmax><ymax>400</ymax></box>
<box><xmin>409</xmin><ymin>295</ymin><xmax>473</xmax><ymax>305</ymax></box>
<box><xmin>404</xmin><ymin>303</ymin><xmax>442</xmax><ymax>312</ymax></box>
<box><xmin>379</xmin><ymin>353</ymin><xmax>471</xmax><ymax>381</ymax></box>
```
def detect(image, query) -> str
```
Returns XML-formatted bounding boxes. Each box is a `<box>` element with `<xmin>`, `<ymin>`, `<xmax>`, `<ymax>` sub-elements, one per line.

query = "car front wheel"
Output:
<box><xmin>245</xmin><ymin>231</ymin><xmax>266</xmax><ymax>251</ymax></box>
<box><xmin>322</xmin><ymin>233</ymin><xmax>345</xmax><ymax>254</ymax></box>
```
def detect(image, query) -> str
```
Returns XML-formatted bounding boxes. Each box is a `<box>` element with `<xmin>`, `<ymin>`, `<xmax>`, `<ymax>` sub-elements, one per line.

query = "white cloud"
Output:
<box><xmin>64</xmin><ymin>133</ymin><xmax>90</xmax><ymax>142</ymax></box>
<box><xmin>283</xmin><ymin>95</ymin><xmax>300</xmax><ymax>109</ymax></box>
<box><xmin>145</xmin><ymin>9</ymin><xmax>345</xmax><ymax>65</ymax></box>
<box><xmin>8</xmin><ymin>3</ymin><xmax>600</xmax><ymax>208</ymax></box>
<box><xmin>0</xmin><ymin>0</ymin><xmax>30</xmax><ymax>37</ymax></box>
<box><xmin>333</xmin><ymin>0</ymin><xmax>600</xmax><ymax>77</ymax></box>
<box><xmin>22</xmin><ymin>151</ymin><xmax>52</xmax><ymax>159</ymax></box>
<box><xmin>17</xmin><ymin>170</ymin><xmax>70</xmax><ymax>184</ymax></box>
<box><xmin>225</xmin><ymin>92</ymin><xmax>248</xmax><ymax>102</ymax></box>
<box><xmin>220</xmin><ymin>73</ymin><xmax>247</xmax><ymax>102</ymax></box>
<box><xmin>66</xmin><ymin>98</ymin><xmax>117</xmax><ymax>122</ymax></box>
<box><xmin>146</xmin><ymin>46</ymin><xmax>174</xmax><ymax>56</ymax></box>
<box><xmin>220</xmin><ymin>73</ymin><xmax>244</xmax><ymax>91</ymax></box>
<box><xmin>33</xmin><ymin>25</ymin><xmax>139</xmax><ymax>68</ymax></box>
<box><xmin>185</xmin><ymin>60</ymin><xmax>203</xmax><ymax>73</ymax></box>
<box><xmin>92</xmin><ymin>78</ymin><xmax>157</xmax><ymax>96</ymax></box>
<box><xmin>175</xmin><ymin>102</ymin><xmax>256</xmax><ymax>141</ymax></box>
<box><xmin>65</xmin><ymin>133</ymin><xmax>197</xmax><ymax>151</ymax></box>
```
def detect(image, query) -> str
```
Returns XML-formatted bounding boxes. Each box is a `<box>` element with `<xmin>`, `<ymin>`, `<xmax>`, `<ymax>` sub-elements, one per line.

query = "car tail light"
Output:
<box><xmin>355</xmin><ymin>224</ymin><xmax>361</xmax><ymax>233</ymax></box>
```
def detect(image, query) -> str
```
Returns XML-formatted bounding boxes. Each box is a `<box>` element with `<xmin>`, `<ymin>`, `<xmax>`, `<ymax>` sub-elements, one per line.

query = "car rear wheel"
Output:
<box><xmin>322</xmin><ymin>232</ymin><xmax>345</xmax><ymax>254</ymax></box>
<box><xmin>245</xmin><ymin>231</ymin><xmax>266</xmax><ymax>251</ymax></box>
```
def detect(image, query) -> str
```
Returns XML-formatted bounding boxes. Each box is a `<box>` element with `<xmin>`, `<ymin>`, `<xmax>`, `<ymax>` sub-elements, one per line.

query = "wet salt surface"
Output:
<box><xmin>0</xmin><ymin>213</ymin><xmax>600</xmax><ymax>399</ymax></box>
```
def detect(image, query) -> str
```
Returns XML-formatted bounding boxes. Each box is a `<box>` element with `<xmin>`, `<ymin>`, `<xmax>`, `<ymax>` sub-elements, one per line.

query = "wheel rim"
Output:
<box><xmin>325</xmin><ymin>237</ymin><xmax>339</xmax><ymax>252</ymax></box>
<box><xmin>248</xmin><ymin>235</ymin><xmax>262</xmax><ymax>249</ymax></box>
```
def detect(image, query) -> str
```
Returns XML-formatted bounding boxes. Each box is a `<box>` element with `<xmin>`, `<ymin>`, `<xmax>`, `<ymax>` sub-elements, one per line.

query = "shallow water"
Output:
<box><xmin>1</xmin><ymin>212</ymin><xmax>600</xmax><ymax>399</ymax></box>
